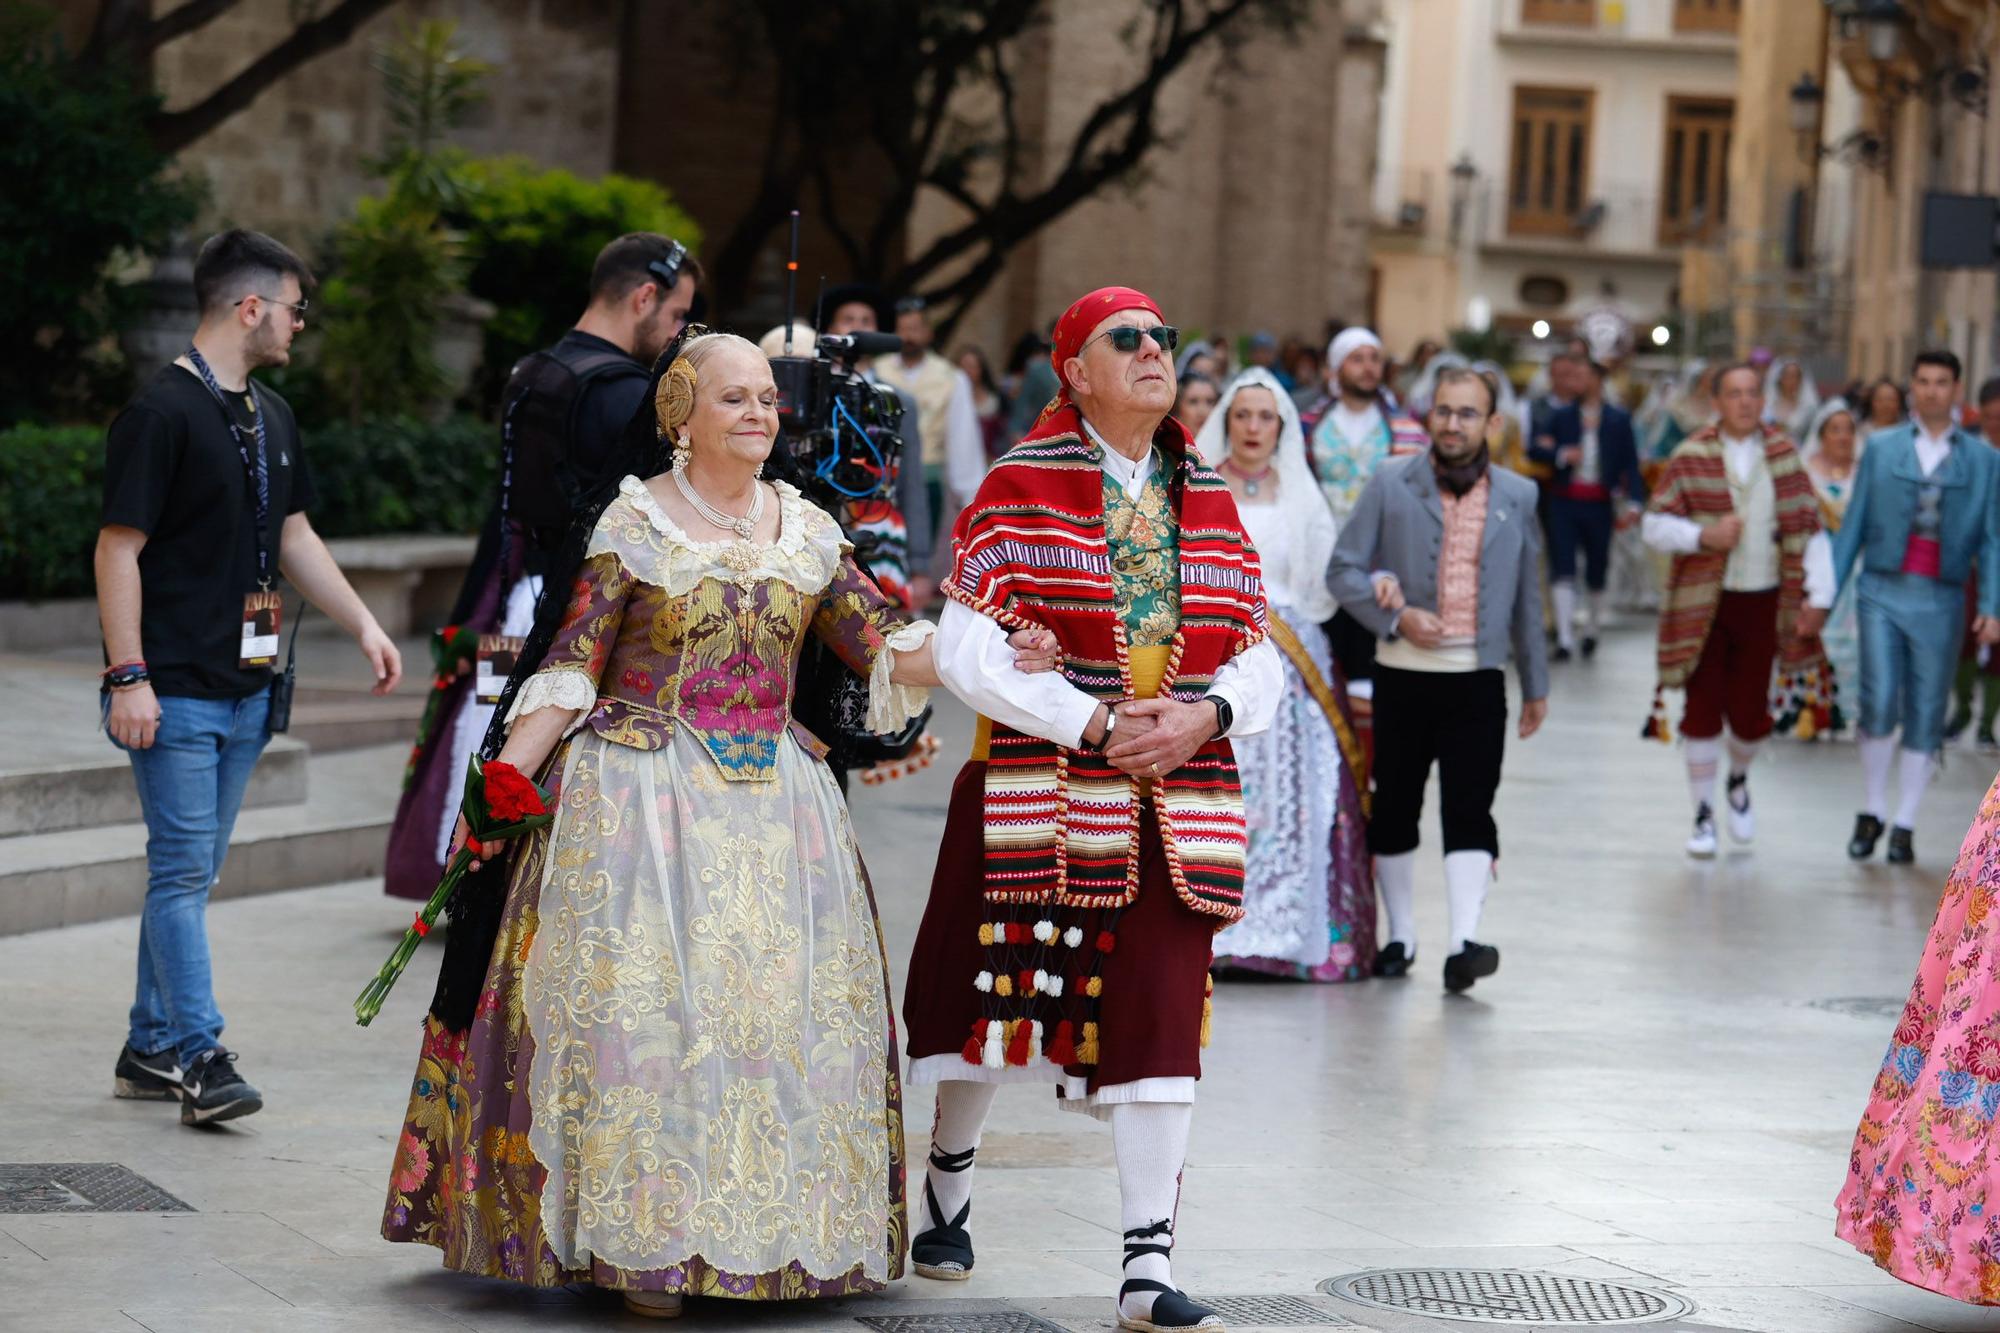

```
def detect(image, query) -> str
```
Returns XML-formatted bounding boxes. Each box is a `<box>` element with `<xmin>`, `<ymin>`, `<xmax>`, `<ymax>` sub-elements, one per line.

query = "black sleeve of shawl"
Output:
<box><xmin>428</xmin><ymin>857</ymin><xmax>509</xmax><ymax>1031</ymax></box>
<box><xmin>445</xmin><ymin>500</ymin><xmax>505</xmax><ymax>629</ymax></box>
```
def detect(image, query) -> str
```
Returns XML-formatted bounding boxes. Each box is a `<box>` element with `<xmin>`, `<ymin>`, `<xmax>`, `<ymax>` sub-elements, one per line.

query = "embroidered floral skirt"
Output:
<box><xmin>1212</xmin><ymin>615</ymin><xmax>1374</xmax><ymax>981</ymax></box>
<box><xmin>1835</xmin><ymin>773</ymin><xmax>2000</xmax><ymax>1303</ymax></box>
<box><xmin>382</xmin><ymin>728</ymin><xmax>907</xmax><ymax>1297</ymax></box>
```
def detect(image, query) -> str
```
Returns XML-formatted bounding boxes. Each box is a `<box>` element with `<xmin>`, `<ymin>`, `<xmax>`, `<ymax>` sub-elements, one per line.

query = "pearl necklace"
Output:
<box><xmin>673</xmin><ymin>468</ymin><xmax>765</xmax><ymax>540</ymax></box>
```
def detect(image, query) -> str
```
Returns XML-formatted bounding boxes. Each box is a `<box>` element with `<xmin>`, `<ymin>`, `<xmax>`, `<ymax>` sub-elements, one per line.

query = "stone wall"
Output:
<box><xmin>141</xmin><ymin>0</ymin><xmax>625</xmax><ymax>260</ymax></box>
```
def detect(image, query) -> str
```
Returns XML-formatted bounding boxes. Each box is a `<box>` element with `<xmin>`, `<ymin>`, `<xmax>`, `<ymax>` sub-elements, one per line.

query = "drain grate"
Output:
<box><xmin>0</xmin><ymin>1163</ymin><xmax>193</xmax><ymax>1214</ymax></box>
<box><xmin>1205</xmin><ymin>1294</ymin><xmax>1351</xmax><ymax>1325</ymax></box>
<box><xmin>855</xmin><ymin>1314</ymin><xmax>1068</xmax><ymax>1333</ymax></box>
<box><xmin>1323</xmin><ymin>1269</ymin><xmax>1691</xmax><ymax>1325</ymax></box>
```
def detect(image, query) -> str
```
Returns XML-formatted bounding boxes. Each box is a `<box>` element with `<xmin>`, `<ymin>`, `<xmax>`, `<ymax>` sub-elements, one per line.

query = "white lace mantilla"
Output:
<box><xmin>592</xmin><ymin>476</ymin><xmax>848</xmax><ymax>595</ymax></box>
<box><xmin>869</xmin><ymin>622</ymin><xmax>936</xmax><ymax>733</ymax></box>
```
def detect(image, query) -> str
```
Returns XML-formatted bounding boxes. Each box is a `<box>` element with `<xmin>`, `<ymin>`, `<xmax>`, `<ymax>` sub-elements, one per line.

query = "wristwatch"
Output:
<box><xmin>1207</xmin><ymin>695</ymin><xmax>1233</xmax><ymax>739</ymax></box>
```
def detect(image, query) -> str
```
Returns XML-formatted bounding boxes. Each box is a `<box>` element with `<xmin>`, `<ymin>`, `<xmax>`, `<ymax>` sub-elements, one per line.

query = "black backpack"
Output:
<box><xmin>499</xmin><ymin>344</ymin><xmax>644</xmax><ymax>558</ymax></box>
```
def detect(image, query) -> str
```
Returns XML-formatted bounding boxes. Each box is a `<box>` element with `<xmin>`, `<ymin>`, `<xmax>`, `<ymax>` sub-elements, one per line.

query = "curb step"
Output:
<box><xmin>0</xmin><ymin>737</ymin><xmax>309</xmax><ymax>839</ymax></box>
<box><xmin>0</xmin><ymin>742</ymin><xmax>405</xmax><ymax>937</ymax></box>
<box><xmin>288</xmin><ymin>687</ymin><xmax>426</xmax><ymax>754</ymax></box>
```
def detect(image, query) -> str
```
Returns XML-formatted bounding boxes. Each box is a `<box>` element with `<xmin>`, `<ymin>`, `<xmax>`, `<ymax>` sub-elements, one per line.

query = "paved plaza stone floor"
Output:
<box><xmin>10</xmin><ymin>625</ymin><xmax>2000</xmax><ymax>1331</ymax></box>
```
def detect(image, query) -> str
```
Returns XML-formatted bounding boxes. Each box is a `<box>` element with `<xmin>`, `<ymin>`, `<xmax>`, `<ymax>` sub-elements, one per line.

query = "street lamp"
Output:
<box><xmin>1447</xmin><ymin>153</ymin><xmax>1477</xmax><ymax>245</ymax></box>
<box><xmin>1651</xmin><ymin>325</ymin><xmax>1672</xmax><ymax>348</ymax></box>
<box><xmin>1789</xmin><ymin>72</ymin><xmax>1824</xmax><ymax>140</ymax></box>
<box><xmin>1531</xmin><ymin>319</ymin><xmax>1551</xmax><ymax>341</ymax></box>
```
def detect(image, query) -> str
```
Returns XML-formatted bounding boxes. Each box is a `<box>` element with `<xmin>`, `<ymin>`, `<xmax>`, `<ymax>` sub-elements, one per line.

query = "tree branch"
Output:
<box><xmin>147</xmin><ymin>0</ymin><xmax>399</xmax><ymax>156</ymax></box>
<box><xmin>146</xmin><ymin>0</ymin><xmax>244</xmax><ymax>51</ymax></box>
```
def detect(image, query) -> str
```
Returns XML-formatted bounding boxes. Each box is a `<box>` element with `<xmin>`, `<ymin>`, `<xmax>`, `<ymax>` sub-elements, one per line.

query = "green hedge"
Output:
<box><xmin>0</xmin><ymin>415</ymin><xmax>496</xmax><ymax>601</ymax></box>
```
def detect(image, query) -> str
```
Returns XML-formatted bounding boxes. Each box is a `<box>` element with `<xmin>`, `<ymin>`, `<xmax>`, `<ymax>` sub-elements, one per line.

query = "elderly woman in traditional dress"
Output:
<box><xmin>1195</xmin><ymin>368</ymin><xmax>1373</xmax><ymax>982</ymax></box>
<box><xmin>380</xmin><ymin>330</ymin><xmax>1052</xmax><ymax>1319</ymax></box>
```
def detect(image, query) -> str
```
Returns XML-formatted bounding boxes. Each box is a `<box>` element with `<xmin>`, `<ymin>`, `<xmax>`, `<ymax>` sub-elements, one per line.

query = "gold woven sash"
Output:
<box><xmin>1265</xmin><ymin>613</ymin><xmax>1371</xmax><ymax>818</ymax></box>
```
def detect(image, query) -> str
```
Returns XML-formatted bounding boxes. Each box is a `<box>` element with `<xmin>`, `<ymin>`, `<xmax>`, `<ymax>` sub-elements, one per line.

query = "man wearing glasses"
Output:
<box><xmin>902</xmin><ymin>287</ymin><xmax>1282</xmax><ymax>1333</ymax></box>
<box><xmin>98</xmin><ymin>229</ymin><xmax>404</xmax><ymax>1125</ymax></box>
<box><xmin>1327</xmin><ymin>368</ymin><xmax>1550</xmax><ymax>993</ymax></box>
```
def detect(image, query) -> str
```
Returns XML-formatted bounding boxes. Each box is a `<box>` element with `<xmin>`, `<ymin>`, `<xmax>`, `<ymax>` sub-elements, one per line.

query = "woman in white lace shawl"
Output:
<box><xmin>1194</xmin><ymin>367</ymin><xmax>1375</xmax><ymax>981</ymax></box>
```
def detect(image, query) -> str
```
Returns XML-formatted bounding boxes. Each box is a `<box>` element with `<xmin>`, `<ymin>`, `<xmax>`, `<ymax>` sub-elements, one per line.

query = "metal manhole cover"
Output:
<box><xmin>855</xmin><ymin>1314</ymin><xmax>1067</xmax><ymax>1333</ymax></box>
<box><xmin>0</xmin><ymin>1163</ymin><xmax>193</xmax><ymax>1214</ymax></box>
<box><xmin>1809</xmin><ymin>996</ymin><xmax>1905</xmax><ymax>1020</ymax></box>
<box><xmin>1205</xmin><ymin>1294</ymin><xmax>1351</xmax><ymax>1325</ymax></box>
<box><xmin>1322</xmin><ymin>1269</ymin><xmax>1692</xmax><ymax>1325</ymax></box>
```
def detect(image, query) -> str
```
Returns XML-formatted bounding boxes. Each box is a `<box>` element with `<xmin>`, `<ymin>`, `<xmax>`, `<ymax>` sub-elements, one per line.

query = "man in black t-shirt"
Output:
<box><xmin>97</xmin><ymin>229</ymin><xmax>405</xmax><ymax>1127</ymax></box>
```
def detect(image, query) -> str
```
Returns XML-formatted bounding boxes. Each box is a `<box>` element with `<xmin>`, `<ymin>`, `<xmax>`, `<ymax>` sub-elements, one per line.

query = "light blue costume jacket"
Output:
<box><xmin>1830</xmin><ymin>421</ymin><xmax>2000</xmax><ymax>618</ymax></box>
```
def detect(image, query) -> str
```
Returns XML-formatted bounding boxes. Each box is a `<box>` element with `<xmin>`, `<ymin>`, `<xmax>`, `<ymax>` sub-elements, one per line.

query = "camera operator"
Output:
<box><xmin>381</xmin><ymin>233</ymin><xmax>700</xmax><ymax>902</ymax></box>
<box><xmin>823</xmin><ymin>285</ymin><xmax>932</xmax><ymax>602</ymax></box>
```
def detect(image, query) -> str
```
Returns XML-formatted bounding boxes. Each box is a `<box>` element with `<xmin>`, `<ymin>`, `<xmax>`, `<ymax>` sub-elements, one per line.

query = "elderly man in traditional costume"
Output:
<box><xmin>1642</xmin><ymin>363</ymin><xmax>1834</xmax><ymax>859</ymax></box>
<box><xmin>902</xmin><ymin>287</ymin><xmax>1282</xmax><ymax>1333</ymax></box>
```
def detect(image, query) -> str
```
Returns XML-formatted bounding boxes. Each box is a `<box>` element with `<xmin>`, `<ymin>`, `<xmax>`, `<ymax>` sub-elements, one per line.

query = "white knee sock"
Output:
<box><xmin>1895</xmin><ymin>748</ymin><xmax>1935</xmax><ymax>830</ymax></box>
<box><xmin>1444</xmin><ymin>850</ymin><xmax>1493</xmax><ymax>949</ymax></box>
<box><xmin>920</xmin><ymin>1080</ymin><xmax>998</xmax><ymax>1233</ymax></box>
<box><xmin>1552</xmin><ymin>580</ymin><xmax>1578</xmax><ymax>649</ymax></box>
<box><xmin>1112</xmin><ymin>1101</ymin><xmax>1194</xmax><ymax>1321</ymax></box>
<box><xmin>1583</xmin><ymin>588</ymin><xmax>1604</xmax><ymax>636</ymax></box>
<box><xmin>1859</xmin><ymin>733</ymin><xmax>1895</xmax><ymax>820</ymax></box>
<box><xmin>1685</xmin><ymin>737</ymin><xmax>1721</xmax><ymax>813</ymax></box>
<box><xmin>1725</xmin><ymin>736</ymin><xmax>1762</xmax><ymax>811</ymax></box>
<box><xmin>1376</xmin><ymin>850</ymin><xmax>1417</xmax><ymax>951</ymax></box>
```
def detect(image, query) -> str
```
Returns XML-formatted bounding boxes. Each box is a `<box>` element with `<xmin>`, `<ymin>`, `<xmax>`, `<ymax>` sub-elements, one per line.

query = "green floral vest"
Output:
<box><xmin>1103</xmin><ymin>456</ymin><xmax>1180</xmax><ymax>646</ymax></box>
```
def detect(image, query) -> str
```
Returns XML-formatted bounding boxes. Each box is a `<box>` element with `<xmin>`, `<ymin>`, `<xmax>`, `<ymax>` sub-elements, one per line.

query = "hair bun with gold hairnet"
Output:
<box><xmin>655</xmin><ymin>351</ymin><xmax>700</xmax><ymax>436</ymax></box>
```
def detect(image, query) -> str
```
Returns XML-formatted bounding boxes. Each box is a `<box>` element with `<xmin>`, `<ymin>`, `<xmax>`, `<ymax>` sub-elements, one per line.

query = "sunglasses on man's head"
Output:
<box><xmin>1084</xmin><ymin>324</ymin><xmax>1180</xmax><ymax>355</ymax></box>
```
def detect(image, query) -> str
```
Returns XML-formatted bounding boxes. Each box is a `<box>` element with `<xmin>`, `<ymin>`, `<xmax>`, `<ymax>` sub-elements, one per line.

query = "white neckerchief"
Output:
<box><xmin>1915</xmin><ymin>419</ymin><xmax>1955</xmax><ymax>477</ymax></box>
<box><xmin>1081</xmin><ymin>417</ymin><xmax>1156</xmax><ymax>497</ymax></box>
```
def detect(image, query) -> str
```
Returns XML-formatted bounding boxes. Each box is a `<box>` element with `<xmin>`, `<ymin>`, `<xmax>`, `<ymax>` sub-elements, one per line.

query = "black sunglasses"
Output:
<box><xmin>1083</xmin><ymin>324</ymin><xmax>1179</xmax><ymax>355</ymax></box>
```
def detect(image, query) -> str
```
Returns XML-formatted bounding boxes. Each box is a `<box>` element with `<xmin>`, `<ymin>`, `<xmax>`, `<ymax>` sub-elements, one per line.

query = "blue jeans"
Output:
<box><xmin>1856</xmin><ymin>572</ymin><xmax>1964</xmax><ymax>753</ymax></box>
<box><xmin>107</xmin><ymin>690</ymin><xmax>271</xmax><ymax>1064</ymax></box>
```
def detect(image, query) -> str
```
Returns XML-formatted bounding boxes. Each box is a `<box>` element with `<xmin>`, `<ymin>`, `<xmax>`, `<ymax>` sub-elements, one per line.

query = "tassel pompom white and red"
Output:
<box><xmin>973</xmin><ymin>970</ymin><xmax>994</xmax><ymax>993</ymax></box>
<box><xmin>981</xmin><ymin>1019</ymin><xmax>1006</xmax><ymax>1069</ymax></box>
<box><xmin>1063</xmin><ymin>926</ymin><xmax>1084</xmax><ymax>948</ymax></box>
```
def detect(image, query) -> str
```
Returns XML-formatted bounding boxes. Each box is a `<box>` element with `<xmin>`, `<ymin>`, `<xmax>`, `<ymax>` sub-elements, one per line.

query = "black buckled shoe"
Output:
<box><xmin>1581</xmin><ymin>636</ymin><xmax>1599</xmax><ymax>660</ymax></box>
<box><xmin>911</xmin><ymin>1145</ymin><xmax>975</xmax><ymax>1280</ymax></box>
<box><xmin>1372</xmin><ymin>942</ymin><xmax>1415</xmax><ymax>978</ymax></box>
<box><xmin>1119</xmin><ymin>1222</ymin><xmax>1225</xmax><ymax>1332</ymax></box>
<box><xmin>1443</xmin><ymin>941</ymin><xmax>1500</xmax><ymax>994</ymax></box>
<box><xmin>178</xmin><ymin>1048</ymin><xmax>262</xmax><ymax>1126</ymax></box>
<box><xmin>1848</xmin><ymin>813</ymin><xmax>1886</xmax><ymax>860</ymax></box>
<box><xmin>114</xmin><ymin>1043</ymin><xmax>181</xmax><ymax>1101</ymax></box>
<box><xmin>1887</xmin><ymin>826</ymin><xmax>1916</xmax><ymax>865</ymax></box>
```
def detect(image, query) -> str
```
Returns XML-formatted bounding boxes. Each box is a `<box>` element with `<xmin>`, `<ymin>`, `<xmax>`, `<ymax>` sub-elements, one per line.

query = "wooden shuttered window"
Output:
<box><xmin>1507</xmin><ymin>86</ymin><xmax>1594</xmax><ymax>238</ymax></box>
<box><xmin>1522</xmin><ymin>0</ymin><xmax>1594</xmax><ymax>25</ymax></box>
<box><xmin>1659</xmin><ymin>96</ymin><xmax>1733</xmax><ymax>245</ymax></box>
<box><xmin>1673</xmin><ymin>0</ymin><xmax>1739</xmax><ymax>34</ymax></box>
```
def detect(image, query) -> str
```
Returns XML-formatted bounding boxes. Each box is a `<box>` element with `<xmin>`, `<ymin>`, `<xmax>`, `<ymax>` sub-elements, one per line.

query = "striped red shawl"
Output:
<box><xmin>944</xmin><ymin>403</ymin><xmax>1267</xmax><ymax>922</ymax></box>
<box><xmin>1649</xmin><ymin>425</ymin><xmax>1822</xmax><ymax>690</ymax></box>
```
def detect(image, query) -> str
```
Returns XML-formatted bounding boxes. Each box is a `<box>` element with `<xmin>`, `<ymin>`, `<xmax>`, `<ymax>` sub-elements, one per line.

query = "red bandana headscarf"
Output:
<box><xmin>1034</xmin><ymin>285</ymin><xmax>1166</xmax><ymax>431</ymax></box>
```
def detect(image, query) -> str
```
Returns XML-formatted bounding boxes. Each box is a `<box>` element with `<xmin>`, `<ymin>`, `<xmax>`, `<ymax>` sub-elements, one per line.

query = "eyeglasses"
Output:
<box><xmin>236</xmin><ymin>295</ymin><xmax>309</xmax><ymax>325</ymax></box>
<box><xmin>1431</xmin><ymin>407</ymin><xmax>1489</xmax><ymax>426</ymax></box>
<box><xmin>1081</xmin><ymin>324</ymin><xmax>1180</xmax><ymax>355</ymax></box>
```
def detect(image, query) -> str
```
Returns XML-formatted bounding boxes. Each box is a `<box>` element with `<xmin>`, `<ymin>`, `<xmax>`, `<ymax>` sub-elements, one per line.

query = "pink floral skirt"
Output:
<box><xmin>1835</xmin><ymin>773</ymin><xmax>2000</xmax><ymax>1303</ymax></box>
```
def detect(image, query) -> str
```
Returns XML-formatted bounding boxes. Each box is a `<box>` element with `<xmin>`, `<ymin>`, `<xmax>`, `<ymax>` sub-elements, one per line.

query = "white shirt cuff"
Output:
<box><xmin>1641</xmin><ymin>510</ymin><xmax>1704</xmax><ymax>554</ymax></box>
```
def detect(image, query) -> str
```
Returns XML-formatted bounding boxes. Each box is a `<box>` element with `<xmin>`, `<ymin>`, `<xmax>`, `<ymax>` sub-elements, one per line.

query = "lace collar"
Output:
<box><xmin>587</xmin><ymin>475</ymin><xmax>849</xmax><ymax>595</ymax></box>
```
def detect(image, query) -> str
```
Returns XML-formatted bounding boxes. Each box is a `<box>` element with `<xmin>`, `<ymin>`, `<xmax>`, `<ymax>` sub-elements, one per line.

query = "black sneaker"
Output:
<box><xmin>1443</xmin><ymin>940</ymin><xmax>1501</xmax><ymax>994</ymax></box>
<box><xmin>179</xmin><ymin>1048</ymin><xmax>263</xmax><ymax>1126</ymax></box>
<box><xmin>1848</xmin><ymin>813</ymin><xmax>1885</xmax><ymax>860</ymax></box>
<box><xmin>113</xmin><ymin>1043</ymin><xmax>181</xmax><ymax>1101</ymax></box>
<box><xmin>1887</xmin><ymin>826</ymin><xmax>1916</xmax><ymax>866</ymax></box>
<box><xmin>1372</xmin><ymin>941</ymin><xmax>1415</xmax><ymax>978</ymax></box>
<box><xmin>1581</xmin><ymin>636</ymin><xmax>1599</xmax><ymax>660</ymax></box>
<box><xmin>1552</xmin><ymin>645</ymin><xmax>1574</xmax><ymax>663</ymax></box>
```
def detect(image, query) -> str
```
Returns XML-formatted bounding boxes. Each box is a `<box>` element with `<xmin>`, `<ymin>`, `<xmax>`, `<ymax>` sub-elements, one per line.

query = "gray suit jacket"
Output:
<box><xmin>1326</xmin><ymin>455</ymin><xmax>1550</xmax><ymax>701</ymax></box>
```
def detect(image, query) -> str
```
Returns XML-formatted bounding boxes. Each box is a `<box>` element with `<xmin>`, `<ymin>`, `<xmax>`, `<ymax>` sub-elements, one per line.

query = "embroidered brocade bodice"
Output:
<box><xmin>1103</xmin><ymin>458</ymin><xmax>1180</xmax><ymax>646</ymax></box>
<box><xmin>510</xmin><ymin>478</ymin><xmax>922</xmax><ymax>781</ymax></box>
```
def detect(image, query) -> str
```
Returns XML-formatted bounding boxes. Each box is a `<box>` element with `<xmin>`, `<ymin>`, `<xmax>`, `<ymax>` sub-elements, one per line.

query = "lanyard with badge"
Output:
<box><xmin>186</xmin><ymin>347</ymin><xmax>286</xmax><ymax>671</ymax></box>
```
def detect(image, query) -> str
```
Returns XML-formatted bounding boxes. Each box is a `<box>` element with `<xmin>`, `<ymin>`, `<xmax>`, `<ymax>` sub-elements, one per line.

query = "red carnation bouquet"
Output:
<box><xmin>355</xmin><ymin>756</ymin><xmax>554</xmax><ymax>1025</ymax></box>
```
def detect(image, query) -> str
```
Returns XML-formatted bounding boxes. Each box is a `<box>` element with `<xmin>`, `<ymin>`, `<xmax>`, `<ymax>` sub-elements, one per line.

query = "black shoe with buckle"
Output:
<box><xmin>1848</xmin><ymin>813</ymin><xmax>1885</xmax><ymax>860</ymax></box>
<box><xmin>114</xmin><ymin>1043</ymin><xmax>181</xmax><ymax>1101</ymax></box>
<box><xmin>1581</xmin><ymin>636</ymin><xmax>1599</xmax><ymax>660</ymax></box>
<box><xmin>1552</xmin><ymin>644</ymin><xmax>1574</xmax><ymax>663</ymax></box>
<box><xmin>911</xmin><ymin>1145</ymin><xmax>975</xmax><ymax>1280</ymax></box>
<box><xmin>1887</xmin><ymin>826</ymin><xmax>1916</xmax><ymax>865</ymax></box>
<box><xmin>1444</xmin><ymin>940</ymin><xmax>1501</xmax><ymax>994</ymax></box>
<box><xmin>1373</xmin><ymin>941</ymin><xmax>1415</xmax><ymax>978</ymax></box>
<box><xmin>179</xmin><ymin>1048</ymin><xmax>263</xmax><ymax>1126</ymax></box>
